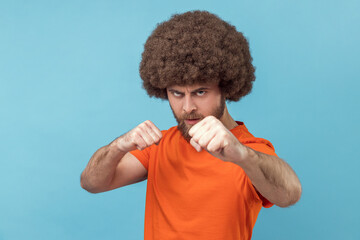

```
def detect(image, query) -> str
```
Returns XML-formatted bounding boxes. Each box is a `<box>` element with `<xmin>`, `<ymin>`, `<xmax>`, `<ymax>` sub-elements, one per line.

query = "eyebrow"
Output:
<box><xmin>168</xmin><ymin>87</ymin><xmax>210</xmax><ymax>94</ymax></box>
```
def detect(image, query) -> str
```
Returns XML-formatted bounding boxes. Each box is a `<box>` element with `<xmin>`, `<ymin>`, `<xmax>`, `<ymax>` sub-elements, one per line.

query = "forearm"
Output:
<box><xmin>81</xmin><ymin>140</ymin><xmax>126</xmax><ymax>193</ymax></box>
<box><xmin>81</xmin><ymin>120</ymin><xmax>162</xmax><ymax>193</ymax></box>
<box><xmin>187</xmin><ymin>116</ymin><xmax>301</xmax><ymax>207</ymax></box>
<box><xmin>236</xmin><ymin>146</ymin><xmax>302</xmax><ymax>207</ymax></box>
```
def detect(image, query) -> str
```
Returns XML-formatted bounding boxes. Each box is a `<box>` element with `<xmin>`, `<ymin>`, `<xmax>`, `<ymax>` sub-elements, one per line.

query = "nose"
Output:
<box><xmin>183</xmin><ymin>95</ymin><xmax>197</xmax><ymax>113</ymax></box>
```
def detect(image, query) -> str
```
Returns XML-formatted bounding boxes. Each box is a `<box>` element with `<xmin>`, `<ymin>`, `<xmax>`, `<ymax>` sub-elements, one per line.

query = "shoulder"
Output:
<box><xmin>231</xmin><ymin>121</ymin><xmax>255</xmax><ymax>139</ymax></box>
<box><xmin>232</xmin><ymin>121</ymin><xmax>276</xmax><ymax>155</ymax></box>
<box><xmin>160</xmin><ymin>126</ymin><xmax>180</xmax><ymax>139</ymax></box>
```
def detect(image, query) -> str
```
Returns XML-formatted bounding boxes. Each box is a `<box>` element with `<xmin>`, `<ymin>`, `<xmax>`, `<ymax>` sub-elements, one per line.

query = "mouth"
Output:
<box><xmin>184</xmin><ymin>118</ymin><xmax>201</xmax><ymax>125</ymax></box>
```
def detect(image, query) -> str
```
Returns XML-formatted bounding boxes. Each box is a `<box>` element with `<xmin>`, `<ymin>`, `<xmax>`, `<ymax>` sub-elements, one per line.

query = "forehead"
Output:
<box><xmin>167</xmin><ymin>83</ymin><xmax>219</xmax><ymax>92</ymax></box>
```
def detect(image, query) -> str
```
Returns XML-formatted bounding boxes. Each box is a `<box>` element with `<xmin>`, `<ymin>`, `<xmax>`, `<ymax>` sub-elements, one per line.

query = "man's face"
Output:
<box><xmin>167</xmin><ymin>84</ymin><xmax>225</xmax><ymax>141</ymax></box>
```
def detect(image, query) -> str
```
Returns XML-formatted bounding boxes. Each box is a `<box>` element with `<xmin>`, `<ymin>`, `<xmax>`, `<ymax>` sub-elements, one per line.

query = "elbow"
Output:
<box><xmin>278</xmin><ymin>182</ymin><xmax>302</xmax><ymax>208</ymax></box>
<box><xmin>293</xmin><ymin>182</ymin><xmax>303</xmax><ymax>204</ymax></box>
<box><xmin>80</xmin><ymin>172</ymin><xmax>103</xmax><ymax>194</ymax></box>
<box><xmin>290</xmin><ymin>179</ymin><xmax>303</xmax><ymax>206</ymax></box>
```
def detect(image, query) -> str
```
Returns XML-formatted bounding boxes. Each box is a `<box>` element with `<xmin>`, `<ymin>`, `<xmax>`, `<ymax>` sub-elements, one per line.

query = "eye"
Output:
<box><xmin>172</xmin><ymin>91</ymin><xmax>183</xmax><ymax>97</ymax></box>
<box><xmin>196</xmin><ymin>90</ymin><xmax>206</xmax><ymax>96</ymax></box>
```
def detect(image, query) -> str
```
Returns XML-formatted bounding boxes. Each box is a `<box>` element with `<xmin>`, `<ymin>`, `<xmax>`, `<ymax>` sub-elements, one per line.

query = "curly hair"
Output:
<box><xmin>139</xmin><ymin>10</ymin><xmax>255</xmax><ymax>102</ymax></box>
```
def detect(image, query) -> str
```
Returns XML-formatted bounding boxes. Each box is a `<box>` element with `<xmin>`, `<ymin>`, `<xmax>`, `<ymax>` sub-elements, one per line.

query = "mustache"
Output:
<box><xmin>179</xmin><ymin>112</ymin><xmax>204</xmax><ymax>120</ymax></box>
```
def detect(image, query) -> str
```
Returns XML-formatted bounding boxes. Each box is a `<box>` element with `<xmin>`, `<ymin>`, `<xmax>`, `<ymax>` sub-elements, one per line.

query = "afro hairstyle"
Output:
<box><xmin>139</xmin><ymin>10</ymin><xmax>255</xmax><ymax>102</ymax></box>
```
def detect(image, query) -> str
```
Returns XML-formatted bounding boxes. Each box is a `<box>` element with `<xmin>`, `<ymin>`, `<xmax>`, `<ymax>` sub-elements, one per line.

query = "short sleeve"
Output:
<box><xmin>129</xmin><ymin>130</ymin><xmax>167</xmax><ymax>171</ymax></box>
<box><xmin>130</xmin><ymin>146</ymin><xmax>152</xmax><ymax>171</ymax></box>
<box><xmin>256</xmin><ymin>189</ymin><xmax>273</xmax><ymax>208</ymax></box>
<box><xmin>240</xmin><ymin>137</ymin><xmax>277</xmax><ymax>208</ymax></box>
<box><xmin>240</xmin><ymin>137</ymin><xmax>277</xmax><ymax>156</ymax></box>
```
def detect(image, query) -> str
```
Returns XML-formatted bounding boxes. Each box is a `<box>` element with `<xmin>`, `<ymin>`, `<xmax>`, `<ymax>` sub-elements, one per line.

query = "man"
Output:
<box><xmin>81</xmin><ymin>10</ymin><xmax>302</xmax><ymax>240</ymax></box>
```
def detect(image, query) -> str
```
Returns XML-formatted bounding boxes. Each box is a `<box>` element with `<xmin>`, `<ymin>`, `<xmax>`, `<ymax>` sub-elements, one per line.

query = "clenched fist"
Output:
<box><xmin>114</xmin><ymin>120</ymin><xmax>162</xmax><ymax>153</ymax></box>
<box><xmin>188</xmin><ymin>116</ymin><xmax>247</xmax><ymax>162</ymax></box>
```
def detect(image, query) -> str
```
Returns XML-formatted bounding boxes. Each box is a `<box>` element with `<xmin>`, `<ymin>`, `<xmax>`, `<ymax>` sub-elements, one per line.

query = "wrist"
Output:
<box><xmin>232</xmin><ymin>144</ymin><xmax>254</xmax><ymax>167</ymax></box>
<box><xmin>109</xmin><ymin>136</ymin><xmax>129</xmax><ymax>154</ymax></box>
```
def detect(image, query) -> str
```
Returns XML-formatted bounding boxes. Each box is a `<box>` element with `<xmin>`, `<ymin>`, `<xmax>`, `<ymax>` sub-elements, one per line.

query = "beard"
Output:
<box><xmin>171</xmin><ymin>97</ymin><xmax>226</xmax><ymax>141</ymax></box>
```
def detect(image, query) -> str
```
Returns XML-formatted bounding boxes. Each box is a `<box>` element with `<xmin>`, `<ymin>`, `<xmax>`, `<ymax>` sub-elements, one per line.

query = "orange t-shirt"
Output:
<box><xmin>130</xmin><ymin>122</ymin><xmax>276</xmax><ymax>240</ymax></box>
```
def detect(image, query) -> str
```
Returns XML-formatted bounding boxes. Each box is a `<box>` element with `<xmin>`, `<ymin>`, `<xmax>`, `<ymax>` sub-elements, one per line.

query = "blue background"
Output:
<box><xmin>1</xmin><ymin>0</ymin><xmax>359</xmax><ymax>239</ymax></box>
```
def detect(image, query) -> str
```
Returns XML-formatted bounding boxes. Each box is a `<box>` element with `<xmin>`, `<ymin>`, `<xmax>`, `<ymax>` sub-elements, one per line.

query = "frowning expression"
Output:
<box><xmin>167</xmin><ymin>84</ymin><xmax>225</xmax><ymax>140</ymax></box>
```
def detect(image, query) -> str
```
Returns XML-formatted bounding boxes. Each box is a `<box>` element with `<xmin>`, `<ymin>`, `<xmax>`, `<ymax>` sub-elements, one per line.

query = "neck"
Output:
<box><xmin>220</xmin><ymin>105</ymin><xmax>238</xmax><ymax>130</ymax></box>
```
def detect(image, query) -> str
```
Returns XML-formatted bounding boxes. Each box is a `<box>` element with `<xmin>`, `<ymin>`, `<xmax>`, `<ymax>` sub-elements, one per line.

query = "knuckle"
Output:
<box><xmin>208</xmin><ymin>146</ymin><xmax>215</xmax><ymax>152</ymax></box>
<box><xmin>216</xmin><ymin>125</ymin><xmax>224</xmax><ymax>133</ymax></box>
<box><xmin>142</xmin><ymin>135</ymin><xmax>150</xmax><ymax>143</ymax></box>
<box><xmin>128</xmin><ymin>131</ymin><xmax>136</xmax><ymax>139</ymax></box>
<box><xmin>133</xmin><ymin>134</ymin><xmax>142</xmax><ymax>143</ymax></box>
<box><xmin>133</xmin><ymin>128</ymin><xmax>142</xmax><ymax>136</ymax></box>
<box><xmin>217</xmin><ymin>129</ymin><xmax>224</xmax><ymax>136</ymax></box>
<box><xmin>208</xmin><ymin>116</ymin><xmax>216</xmax><ymax>121</ymax></box>
<box><xmin>188</xmin><ymin>130</ymin><xmax>194</xmax><ymax>137</ymax></box>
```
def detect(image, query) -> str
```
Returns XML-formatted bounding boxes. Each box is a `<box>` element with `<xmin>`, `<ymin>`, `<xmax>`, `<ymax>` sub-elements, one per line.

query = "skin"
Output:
<box><xmin>167</xmin><ymin>84</ymin><xmax>229</xmax><ymax>140</ymax></box>
<box><xmin>81</xmin><ymin>84</ymin><xmax>302</xmax><ymax>207</ymax></box>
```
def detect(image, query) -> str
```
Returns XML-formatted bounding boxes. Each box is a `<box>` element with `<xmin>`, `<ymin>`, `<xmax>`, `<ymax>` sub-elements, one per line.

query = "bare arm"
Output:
<box><xmin>189</xmin><ymin>116</ymin><xmax>302</xmax><ymax>207</ymax></box>
<box><xmin>234</xmin><ymin>147</ymin><xmax>301</xmax><ymax>207</ymax></box>
<box><xmin>80</xmin><ymin>120</ymin><xmax>162</xmax><ymax>193</ymax></box>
